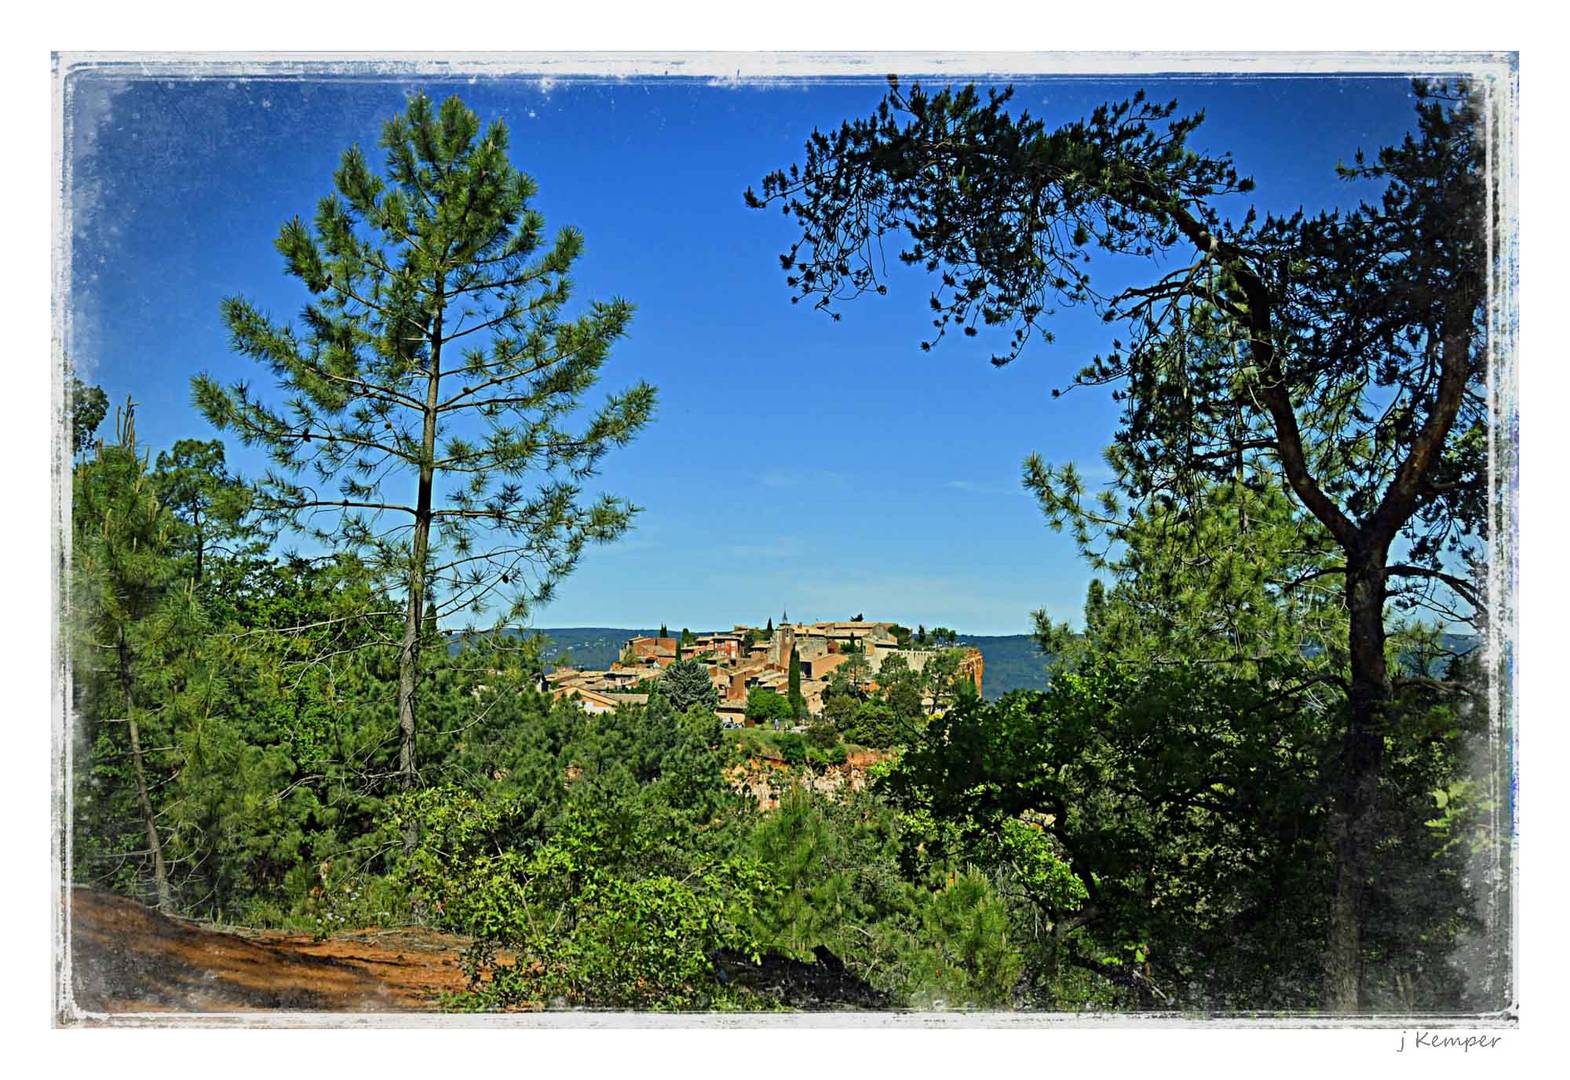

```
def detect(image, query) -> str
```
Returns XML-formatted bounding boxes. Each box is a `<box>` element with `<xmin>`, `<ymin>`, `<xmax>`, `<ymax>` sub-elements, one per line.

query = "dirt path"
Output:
<box><xmin>67</xmin><ymin>887</ymin><xmax>472</xmax><ymax>1014</ymax></box>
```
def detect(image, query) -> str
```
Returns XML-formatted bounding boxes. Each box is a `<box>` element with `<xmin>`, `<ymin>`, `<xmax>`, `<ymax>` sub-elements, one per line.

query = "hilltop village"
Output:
<box><xmin>544</xmin><ymin>618</ymin><xmax>984</xmax><ymax>728</ymax></box>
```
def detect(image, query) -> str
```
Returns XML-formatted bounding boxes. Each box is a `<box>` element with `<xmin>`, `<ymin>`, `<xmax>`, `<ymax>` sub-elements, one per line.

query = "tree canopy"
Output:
<box><xmin>195</xmin><ymin>93</ymin><xmax>655</xmax><ymax>789</ymax></box>
<box><xmin>658</xmin><ymin>657</ymin><xmax>720</xmax><ymax>714</ymax></box>
<box><xmin>749</xmin><ymin>76</ymin><xmax>1498</xmax><ymax>1010</ymax></box>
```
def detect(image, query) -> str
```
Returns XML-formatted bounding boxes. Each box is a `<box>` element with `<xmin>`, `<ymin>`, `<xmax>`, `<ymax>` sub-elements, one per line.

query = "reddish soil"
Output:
<box><xmin>67</xmin><ymin>886</ymin><xmax>472</xmax><ymax>1014</ymax></box>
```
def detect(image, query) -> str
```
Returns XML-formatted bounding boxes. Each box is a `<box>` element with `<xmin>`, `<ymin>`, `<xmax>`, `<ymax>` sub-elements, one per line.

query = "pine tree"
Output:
<box><xmin>749</xmin><ymin>80</ymin><xmax>1492</xmax><ymax>1008</ymax></box>
<box><xmin>195</xmin><ymin>94</ymin><xmax>655</xmax><ymax>791</ymax></box>
<box><xmin>152</xmin><ymin>439</ymin><xmax>255</xmax><ymax>585</ymax></box>
<box><xmin>1083</xmin><ymin>580</ymin><xmax>1107</xmax><ymax>636</ymax></box>
<box><xmin>72</xmin><ymin>402</ymin><xmax>199</xmax><ymax>912</ymax></box>
<box><xmin>658</xmin><ymin>658</ymin><xmax>719</xmax><ymax>714</ymax></box>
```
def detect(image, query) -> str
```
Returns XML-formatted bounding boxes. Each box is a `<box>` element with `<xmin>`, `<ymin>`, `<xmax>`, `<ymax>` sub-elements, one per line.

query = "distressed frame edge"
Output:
<box><xmin>47</xmin><ymin>48</ymin><xmax>1522</xmax><ymax>1031</ymax></box>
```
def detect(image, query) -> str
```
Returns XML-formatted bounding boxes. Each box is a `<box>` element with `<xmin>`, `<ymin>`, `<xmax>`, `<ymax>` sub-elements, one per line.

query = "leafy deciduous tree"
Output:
<box><xmin>747</xmin><ymin>688</ymin><xmax>794</xmax><ymax>727</ymax></box>
<box><xmin>69</xmin><ymin>375</ymin><xmax>109</xmax><ymax>458</ymax></box>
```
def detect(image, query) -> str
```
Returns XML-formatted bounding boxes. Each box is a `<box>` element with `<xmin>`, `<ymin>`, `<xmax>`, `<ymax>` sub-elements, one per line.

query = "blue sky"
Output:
<box><xmin>64</xmin><ymin>70</ymin><xmax>1427</xmax><ymax>634</ymax></box>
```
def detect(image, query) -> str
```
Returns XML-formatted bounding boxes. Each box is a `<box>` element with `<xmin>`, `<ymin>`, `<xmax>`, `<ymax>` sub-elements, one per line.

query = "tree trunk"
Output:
<box><xmin>192</xmin><ymin>505</ymin><xmax>204</xmax><ymax>584</ymax></box>
<box><xmin>119</xmin><ymin>638</ymin><xmax>171</xmax><ymax>913</ymax></box>
<box><xmin>1327</xmin><ymin>552</ymin><xmax>1389</xmax><ymax>1011</ymax></box>
<box><xmin>396</xmin><ymin>283</ymin><xmax>444</xmax><ymax>800</ymax></box>
<box><xmin>396</xmin><ymin>521</ymin><xmax>429</xmax><ymax>793</ymax></box>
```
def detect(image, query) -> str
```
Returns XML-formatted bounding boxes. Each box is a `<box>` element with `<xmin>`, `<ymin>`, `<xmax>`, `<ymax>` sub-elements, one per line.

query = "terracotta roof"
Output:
<box><xmin>563</xmin><ymin>688</ymin><xmax>650</xmax><ymax>709</ymax></box>
<box><xmin>803</xmin><ymin>653</ymin><xmax>850</xmax><ymax>677</ymax></box>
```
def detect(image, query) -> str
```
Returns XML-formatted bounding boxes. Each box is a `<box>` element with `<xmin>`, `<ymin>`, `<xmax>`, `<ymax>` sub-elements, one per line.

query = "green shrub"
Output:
<box><xmin>773</xmin><ymin>732</ymin><xmax>807</xmax><ymax>765</ymax></box>
<box><xmin>805</xmin><ymin>743</ymin><xmax>848</xmax><ymax>768</ymax></box>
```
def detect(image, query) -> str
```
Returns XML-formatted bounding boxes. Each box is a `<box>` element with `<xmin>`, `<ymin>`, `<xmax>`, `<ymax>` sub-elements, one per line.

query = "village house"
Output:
<box><xmin>621</xmin><ymin>635</ymin><xmax>678</xmax><ymax>666</ymax></box>
<box><xmin>552</xmin><ymin>686</ymin><xmax>651</xmax><ymax>714</ymax></box>
<box><xmin>690</xmin><ymin>632</ymin><xmax>743</xmax><ymax>662</ymax></box>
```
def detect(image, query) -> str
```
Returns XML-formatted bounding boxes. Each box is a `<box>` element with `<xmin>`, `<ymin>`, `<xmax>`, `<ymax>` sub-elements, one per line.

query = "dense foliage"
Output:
<box><xmin>749</xmin><ymin>75</ymin><xmax>1502</xmax><ymax>1011</ymax></box>
<box><xmin>66</xmin><ymin>404</ymin><xmax>1499</xmax><ymax>1013</ymax></box>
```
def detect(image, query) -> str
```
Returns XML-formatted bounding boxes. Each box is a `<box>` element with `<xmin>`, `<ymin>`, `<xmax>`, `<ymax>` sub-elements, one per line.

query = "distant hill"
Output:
<box><xmin>952</xmin><ymin>634</ymin><xmax>1053</xmax><ymax>697</ymax></box>
<box><xmin>493</xmin><ymin>627</ymin><xmax>661</xmax><ymax>672</ymax></box>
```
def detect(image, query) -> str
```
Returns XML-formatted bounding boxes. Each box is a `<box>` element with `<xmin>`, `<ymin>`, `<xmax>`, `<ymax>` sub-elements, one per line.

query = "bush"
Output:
<box><xmin>743</xmin><ymin>787</ymin><xmax>1023</xmax><ymax>1009</ymax></box>
<box><xmin>804</xmin><ymin>713</ymin><xmax>840</xmax><ymax>749</ymax></box>
<box><xmin>773</xmin><ymin>732</ymin><xmax>808</xmax><ymax>766</ymax></box>
<box><xmin>484</xmin><ymin>862</ymin><xmax>773</xmax><ymax>1010</ymax></box>
<box><xmin>901</xmin><ymin>870</ymin><xmax>1025</xmax><ymax>1009</ymax></box>
<box><xmin>806</xmin><ymin>743</ymin><xmax>848</xmax><ymax>768</ymax></box>
<box><xmin>394</xmin><ymin>784</ymin><xmax>774</xmax><ymax>1010</ymax></box>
